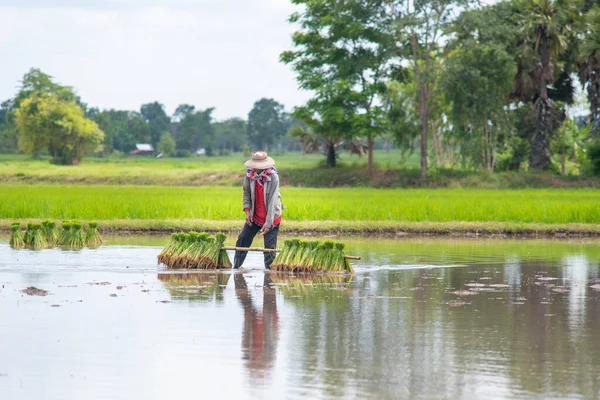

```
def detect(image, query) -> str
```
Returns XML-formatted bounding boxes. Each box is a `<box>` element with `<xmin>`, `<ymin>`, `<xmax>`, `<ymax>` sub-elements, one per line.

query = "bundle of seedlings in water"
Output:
<box><xmin>23</xmin><ymin>222</ymin><xmax>34</xmax><ymax>246</ymax></box>
<box><xmin>299</xmin><ymin>240</ymin><xmax>320</xmax><ymax>272</ymax></box>
<box><xmin>57</xmin><ymin>221</ymin><xmax>72</xmax><ymax>246</ymax></box>
<box><xmin>170</xmin><ymin>232</ymin><xmax>200</xmax><ymax>269</ymax></box>
<box><xmin>29</xmin><ymin>223</ymin><xmax>48</xmax><ymax>250</ymax></box>
<box><xmin>203</xmin><ymin>232</ymin><xmax>231</xmax><ymax>269</ymax></box>
<box><xmin>270</xmin><ymin>239</ymin><xmax>353</xmax><ymax>274</ymax></box>
<box><xmin>157</xmin><ymin>233</ymin><xmax>179</xmax><ymax>266</ymax></box>
<box><xmin>69</xmin><ymin>221</ymin><xmax>85</xmax><ymax>249</ymax></box>
<box><xmin>271</xmin><ymin>239</ymin><xmax>292</xmax><ymax>270</ymax></box>
<box><xmin>184</xmin><ymin>232</ymin><xmax>210</xmax><ymax>269</ymax></box>
<box><xmin>167</xmin><ymin>233</ymin><xmax>191</xmax><ymax>266</ymax></box>
<box><xmin>332</xmin><ymin>242</ymin><xmax>352</xmax><ymax>273</ymax></box>
<box><xmin>271</xmin><ymin>239</ymin><xmax>301</xmax><ymax>271</ymax></box>
<box><xmin>85</xmin><ymin>221</ymin><xmax>103</xmax><ymax>247</ymax></box>
<box><xmin>216</xmin><ymin>232</ymin><xmax>232</xmax><ymax>269</ymax></box>
<box><xmin>9</xmin><ymin>222</ymin><xmax>25</xmax><ymax>249</ymax></box>
<box><xmin>42</xmin><ymin>220</ymin><xmax>58</xmax><ymax>246</ymax></box>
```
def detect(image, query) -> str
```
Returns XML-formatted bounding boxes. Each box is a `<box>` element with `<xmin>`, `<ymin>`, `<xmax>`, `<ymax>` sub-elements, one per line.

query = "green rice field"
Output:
<box><xmin>0</xmin><ymin>184</ymin><xmax>598</xmax><ymax>224</ymax></box>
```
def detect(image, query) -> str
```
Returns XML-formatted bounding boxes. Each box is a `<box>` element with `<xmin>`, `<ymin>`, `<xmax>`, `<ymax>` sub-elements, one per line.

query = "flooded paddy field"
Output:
<box><xmin>1</xmin><ymin>237</ymin><xmax>600</xmax><ymax>400</ymax></box>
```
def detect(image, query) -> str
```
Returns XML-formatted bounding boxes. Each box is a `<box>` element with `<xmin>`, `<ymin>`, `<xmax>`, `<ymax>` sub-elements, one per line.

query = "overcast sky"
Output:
<box><xmin>0</xmin><ymin>0</ymin><xmax>310</xmax><ymax>120</ymax></box>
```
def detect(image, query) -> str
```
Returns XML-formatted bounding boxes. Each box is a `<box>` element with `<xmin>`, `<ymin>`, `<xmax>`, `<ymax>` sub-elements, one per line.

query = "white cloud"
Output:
<box><xmin>0</xmin><ymin>0</ymin><xmax>308</xmax><ymax>120</ymax></box>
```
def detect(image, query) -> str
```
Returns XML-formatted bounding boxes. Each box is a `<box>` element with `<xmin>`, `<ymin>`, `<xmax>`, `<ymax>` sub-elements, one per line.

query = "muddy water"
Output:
<box><xmin>1</xmin><ymin>238</ymin><xmax>600</xmax><ymax>400</ymax></box>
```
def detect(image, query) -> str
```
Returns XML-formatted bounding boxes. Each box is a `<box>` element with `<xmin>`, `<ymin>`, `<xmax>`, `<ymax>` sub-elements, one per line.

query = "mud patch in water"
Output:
<box><xmin>21</xmin><ymin>286</ymin><xmax>48</xmax><ymax>296</ymax></box>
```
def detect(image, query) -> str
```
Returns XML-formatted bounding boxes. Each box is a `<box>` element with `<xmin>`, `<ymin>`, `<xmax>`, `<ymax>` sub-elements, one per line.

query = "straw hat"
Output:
<box><xmin>244</xmin><ymin>151</ymin><xmax>275</xmax><ymax>169</ymax></box>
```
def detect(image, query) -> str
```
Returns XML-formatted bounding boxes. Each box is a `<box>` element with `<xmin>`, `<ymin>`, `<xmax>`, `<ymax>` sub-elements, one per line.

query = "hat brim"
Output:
<box><xmin>244</xmin><ymin>157</ymin><xmax>275</xmax><ymax>169</ymax></box>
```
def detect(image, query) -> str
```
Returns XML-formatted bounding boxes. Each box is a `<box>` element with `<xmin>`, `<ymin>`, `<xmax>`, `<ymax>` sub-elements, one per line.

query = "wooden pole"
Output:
<box><xmin>221</xmin><ymin>246</ymin><xmax>361</xmax><ymax>260</ymax></box>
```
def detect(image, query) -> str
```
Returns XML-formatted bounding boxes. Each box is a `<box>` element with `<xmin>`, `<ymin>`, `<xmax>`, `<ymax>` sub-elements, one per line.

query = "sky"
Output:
<box><xmin>0</xmin><ymin>0</ymin><xmax>311</xmax><ymax>120</ymax></box>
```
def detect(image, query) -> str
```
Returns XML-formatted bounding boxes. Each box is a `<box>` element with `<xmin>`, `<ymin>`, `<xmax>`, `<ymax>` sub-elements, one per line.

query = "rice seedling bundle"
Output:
<box><xmin>190</xmin><ymin>232</ymin><xmax>214</xmax><ymax>268</ymax></box>
<box><xmin>9</xmin><ymin>222</ymin><xmax>25</xmax><ymax>249</ymax></box>
<box><xmin>69</xmin><ymin>221</ymin><xmax>85</xmax><ymax>249</ymax></box>
<box><xmin>216</xmin><ymin>232</ymin><xmax>232</xmax><ymax>269</ymax></box>
<box><xmin>157</xmin><ymin>233</ymin><xmax>179</xmax><ymax>266</ymax></box>
<box><xmin>157</xmin><ymin>232</ymin><xmax>233</xmax><ymax>270</ymax></box>
<box><xmin>57</xmin><ymin>221</ymin><xmax>72</xmax><ymax>246</ymax></box>
<box><xmin>270</xmin><ymin>239</ymin><xmax>354</xmax><ymax>274</ymax></box>
<box><xmin>203</xmin><ymin>232</ymin><xmax>230</xmax><ymax>270</ymax></box>
<box><xmin>42</xmin><ymin>220</ymin><xmax>58</xmax><ymax>245</ymax></box>
<box><xmin>284</xmin><ymin>239</ymin><xmax>302</xmax><ymax>269</ymax></box>
<box><xmin>299</xmin><ymin>240</ymin><xmax>320</xmax><ymax>270</ymax></box>
<box><xmin>271</xmin><ymin>239</ymin><xmax>292</xmax><ymax>270</ymax></box>
<box><xmin>23</xmin><ymin>222</ymin><xmax>34</xmax><ymax>246</ymax></box>
<box><xmin>30</xmin><ymin>223</ymin><xmax>48</xmax><ymax>250</ymax></box>
<box><xmin>85</xmin><ymin>221</ymin><xmax>103</xmax><ymax>247</ymax></box>
<box><xmin>170</xmin><ymin>232</ymin><xmax>198</xmax><ymax>269</ymax></box>
<box><xmin>168</xmin><ymin>233</ymin><xmax>189</xmax><ymax>264</ymax></box>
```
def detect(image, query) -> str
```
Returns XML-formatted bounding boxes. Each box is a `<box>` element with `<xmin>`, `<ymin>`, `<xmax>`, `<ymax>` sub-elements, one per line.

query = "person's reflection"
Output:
<box><xmin>234</xmin><ymin>273</ymin><xmax>280</xmax><ymax>380</ymax></box>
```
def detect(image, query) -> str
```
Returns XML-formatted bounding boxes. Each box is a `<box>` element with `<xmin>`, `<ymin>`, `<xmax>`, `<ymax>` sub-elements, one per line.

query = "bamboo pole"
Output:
<box><xmin>221</xmin><ymin>246</ymin><xmax>361</xmax><ymax>260</ymax></box>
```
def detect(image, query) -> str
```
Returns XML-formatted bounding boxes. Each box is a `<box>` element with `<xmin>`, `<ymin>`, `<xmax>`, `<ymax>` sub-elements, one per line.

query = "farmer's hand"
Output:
<box><xmin>245</xmin><ymin>210</ymin><xmax>252</xmax><ymax>226</ymax></box>
<box><xmin>259</xmin><ymin>226</ymin><xmax>270</xmax><ymax>236</ymax></box>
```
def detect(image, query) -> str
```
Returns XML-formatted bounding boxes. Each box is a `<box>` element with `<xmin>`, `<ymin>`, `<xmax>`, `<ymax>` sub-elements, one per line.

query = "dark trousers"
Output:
<box><xmin>233</xmin><ymin>222</ymin><xmax>279</xmax><ymax>269</ymax></box>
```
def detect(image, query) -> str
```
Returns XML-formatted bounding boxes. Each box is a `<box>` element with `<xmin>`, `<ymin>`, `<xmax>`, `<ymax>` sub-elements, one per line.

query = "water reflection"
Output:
<box><xmin>233</xmin><ymin>273</ymin><xmax>279</xmax><ymax>382</ymax></box>
<box><xmin>157</xmin><ymin>272</ymin><xmax>231</xmax><ymax>302</ymax></box>
<box><xmin>2</xmin><ymin>239</ymin><xmax>600</xmax><ymax>400</ymax></box>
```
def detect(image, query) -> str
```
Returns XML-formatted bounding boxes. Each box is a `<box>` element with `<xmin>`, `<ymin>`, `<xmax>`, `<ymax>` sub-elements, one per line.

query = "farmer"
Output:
<box><xmin>233</xmin><ymin>151</ymin><xmax>282</xmax><ymax>269</ymax></box>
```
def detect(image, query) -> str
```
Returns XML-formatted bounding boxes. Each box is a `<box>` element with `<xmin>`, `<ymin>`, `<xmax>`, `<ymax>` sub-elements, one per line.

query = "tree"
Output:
<box><xmin>157</xmin><ymin>131</ymin><xmax>176</xmax><ymax>156</ymax></box>
<box><xmin>514</xmin><ymin>0</ymin><xmax>582</xmax><ymax>170</ymax></box>
<box><xmin>213</xmin><ymin>118</ymin><xmax>247</xmax><ymax>152</ymax></box>
<box><xmin>579</xmin><ymin>5</ymin><xmax>600</xmax><ymax>136</ymax></box>
<box><xmin>140</xmin><ymin>102</ymin><xmax>170</xmax><ymax>148</ymax></box>
<box><xmin>551</xmin><ymin>117</ymin><xmax>588</xmax><ymax>174</ymax></box>
<box><xmin>172</xmin><ymin>104</ymin><xmax>196</xmax><ymax>122</ymax></box>
<box><xmin>176</xmin><ymin>108</ymin><xmax>215</xmax><ymax>152</ymax></box>
<box><xmin>247</xmin><ymin>98</ymin><xmax>288</xmax><ymax>151</ymax></box>
<box><xmin>15</xmin><ymin>93</ymin><xmax>104</xmax><ymax>164</ymax></box>
<box><xmin>91</xmin><ymin>109</ymin><xmax>147</xmax><ymax>155</ymax></box>
<box><xmin>443</xmin><ymin>43</ymin><xmax>517</xmax><ymax>171</ymax></box>
<box><xmin>281</xmin><ymin>1</ymin><xmax>394</xmax><ymax>175</ymax></box>
<box><xmin>0</xmin><ymin>99</ymin><xmax>18</xmax><ymax>153</ymax></box>
<box><xmin>15</xmin><ymin>68</ymin><xmax>75</xmax><ymax>107</ymax></box>
<box><xmin>387</xmin><ymin>0</ymin><xmax>476</xmax><ymax>180</ymax></box>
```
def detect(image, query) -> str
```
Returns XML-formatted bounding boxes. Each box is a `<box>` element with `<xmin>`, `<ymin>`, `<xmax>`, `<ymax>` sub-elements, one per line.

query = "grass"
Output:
<box><xmin>0</xmin><ymin>184</ymin><xmax>598</xmax><ymax>225</ymax></box>
<box><xmin>2</xmin><ymin>152</ymin><xmax>598</xmax><ymax>188</ymax></box>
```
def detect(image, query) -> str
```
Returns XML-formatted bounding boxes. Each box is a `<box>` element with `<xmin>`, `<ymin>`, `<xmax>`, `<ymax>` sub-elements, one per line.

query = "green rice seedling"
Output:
<box><xmin>332</xmin><ymin>242</ymin><xmax>353</xmax><ymax>273</ymax></box>
<box><xmin>199</xmin><ymin>237</ymin><xmax>218</xmax><ymax>269</ymax></box>
<box><xmin>321</xmin><ymin>240</ymin><xmax>336</xmax><ymax>272</ymax></box>
<box><xmin>42</xmin><ymin>220</ymin><xmax>58</xmax><ymax>245</ymax></box>
<box><xmin>271</xmin><ymin>239</ymin><xmax>292</xmax><ymax>270</ymax></box>
<box><xmin>291</xmin><ymin>240</ymin><xmax>309</xmax><ymax>272</ymax></box>
<box><xmin>23</xmin><ymin>222</ymin><xmax>34</xmax><ymax>246</ymax></box>
<box><xmin>30</xmin><ymin>223</ymin><xmax>48</xmax><ymax>250</ymax></box>
<box><xmin>283</xmin><ymin>239</ymin><xmax>302</xmax><ymax>271</ymax></box>
<box><xmin>85</xmin><ymin>221</ymin><xmax>103</xmax><ymax>247</ymax></box>
<box><xmin>299</xmin><ymin>241</ymin><xmax>320</xmax><ymax>271</ymax></box>
<box><xmin>169</xmin><ymin>233</ymin><xmax>191</xmax><ymax>267</ymax></box>
<box><xmin>161</xmin><ymin>233</ymin><xmax>186</xmax><ymax>268</ymax></box>
<box><xmin>214</xmin><ymin>232</ymin><xmax>231</xmax><ymax>269</ymax></box>
<box><xmin>57</xmin><ymin>221</ymin><xmax>72</xmax><ymax>246</ymax></box>
<box><xmin>171</xmin><ymin>232</ymin><xmax>199</xmax><ymax>269</ymax></box>
<box><xmin>9</xmin><ymin>222</ymin><xmax>25</xmax><ymax>249</ymax></box>
<box><xmin>70</xmin><ymin>221</ymin><xmax>85</xmax><ymax>249</ymax></box>
<box><xmin>157</xmin><ymin>233</ymin><xmax>178</xmax><ymax>266</ymax></box>
<box><xmin>186</xmin><ymin>232</ymin><xmax>212</xmax><ymax>269</ymax></box>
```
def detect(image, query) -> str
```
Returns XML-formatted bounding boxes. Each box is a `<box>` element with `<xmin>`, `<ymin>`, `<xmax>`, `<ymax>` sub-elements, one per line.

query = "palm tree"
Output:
<box><xmin>579</xmin><ymin>6</ymin><xmax>600</xmax><ymax>136</ymax></box>
<box><xmin>514</xmin><ymin>0</ymin><xmax>582</xmax><ymax>170</ymax></box>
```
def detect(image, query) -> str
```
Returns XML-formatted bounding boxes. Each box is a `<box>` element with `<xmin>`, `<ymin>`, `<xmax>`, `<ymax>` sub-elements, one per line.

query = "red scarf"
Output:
<box><xmin>246</xmin><ymin>168</ymin><xmax>277</xmax><ymax>186</ymax></box>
